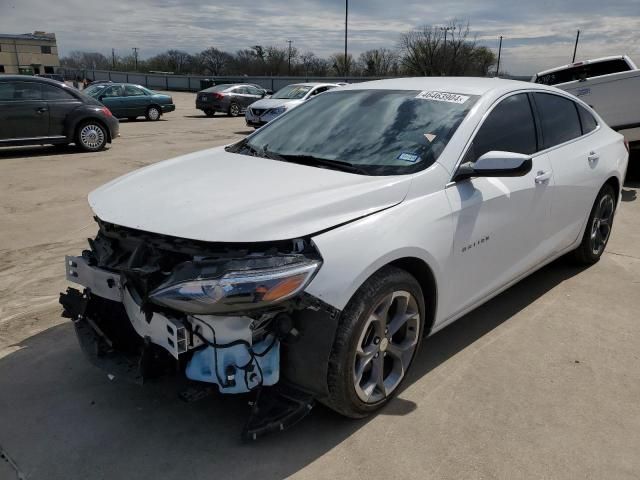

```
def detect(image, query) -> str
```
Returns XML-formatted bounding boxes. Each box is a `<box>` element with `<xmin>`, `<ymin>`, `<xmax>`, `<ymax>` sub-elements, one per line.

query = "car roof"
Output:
<box><xmin>336</xmin><ymin>77</ymin><xmax>547</xmax><ymax>96</ymax></box>
<box><xmin>0</xmin><ymin>75</ymin><xmax>66</xmax><ymax>86</ymax></box>
<box><xmin>287</xmin><ymin>82</ymin><xmax>340</xmax><ymax>88</ymax></box>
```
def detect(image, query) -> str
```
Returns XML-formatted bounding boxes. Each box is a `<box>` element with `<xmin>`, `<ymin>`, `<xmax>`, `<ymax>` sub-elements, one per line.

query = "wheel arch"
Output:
<box><xmin>604</xmin><ymin>175</ymin><xmax>621</xmax><ymax>204</ymax></box>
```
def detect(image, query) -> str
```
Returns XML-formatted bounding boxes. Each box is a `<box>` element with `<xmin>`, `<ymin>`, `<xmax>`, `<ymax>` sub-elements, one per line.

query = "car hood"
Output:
<box><xmin>89</xmin><ymin>147</ymin><xmax>412</xmax><ymax>242</ymax></box>
<box><xmin>249</xmin><ymin>98</ymin><xmax>304</xmax><ymax>110</ymax></box>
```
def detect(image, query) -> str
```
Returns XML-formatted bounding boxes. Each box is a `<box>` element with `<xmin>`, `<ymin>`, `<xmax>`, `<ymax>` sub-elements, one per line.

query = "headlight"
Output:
<box><xmin>269</xmin><ymin>106</ymin><xmax>287</xmax><ymax>115</ymax></box>
<box><xmin>148</xmin><ymin>256</ymin><xmax>321</xmax><ymax>314</ymax></box>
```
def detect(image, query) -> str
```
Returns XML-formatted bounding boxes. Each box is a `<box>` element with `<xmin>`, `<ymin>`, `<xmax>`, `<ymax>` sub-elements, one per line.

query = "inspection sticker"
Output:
<box><xmin>397</xmin><ymin>152</ymin><xmax>420</xmax><ymax>163</ymax></box>
<box><xmin>416</xmin><ymin>91</ymin><xmax>470</xmax><ymax>104</ymax></box>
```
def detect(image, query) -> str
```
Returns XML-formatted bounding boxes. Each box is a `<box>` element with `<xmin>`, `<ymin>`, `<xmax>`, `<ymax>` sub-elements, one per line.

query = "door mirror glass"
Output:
<box><xmin>454</xmin><ymin>151</ymin><xmax>532</xmax><ymax>182</ymax></box>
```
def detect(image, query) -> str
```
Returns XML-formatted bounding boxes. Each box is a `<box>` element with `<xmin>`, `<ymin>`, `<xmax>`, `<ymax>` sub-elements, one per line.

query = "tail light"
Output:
<box><xmin>101</xmin><ymin>106</ymin><xmax>113</xmax><ymax>117</ymax></box>
<box><xmin>624</xmin><ymin>139</ymin><xmax>630</xmax><ymax>153</ymax></box>
<box><xmin>212</xmin><ymin>93</ymin><xmax>224</xmax><ymax>100</ymax></box>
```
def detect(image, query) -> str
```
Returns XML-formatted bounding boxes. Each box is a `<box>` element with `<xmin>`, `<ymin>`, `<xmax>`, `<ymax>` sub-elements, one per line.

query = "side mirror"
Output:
<box><xmin>453</xmin><ymin>151</ymin><xmax>532</xmax><ymax>182</ymax></box>
<box><xmin>261</xmin><ymin>91</ymin><xmax>266</xmax><ymax>98</ymax></box>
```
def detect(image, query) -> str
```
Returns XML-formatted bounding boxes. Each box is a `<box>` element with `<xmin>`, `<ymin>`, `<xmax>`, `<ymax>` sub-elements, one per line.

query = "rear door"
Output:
<box><xmin>443</xmin><ymin>93</ymin><xmax>554</xmax><ymax>318</ymax></box>
<box><xmin>532</xmin><ymin>92</ymin><xmax>607</xmax><ymax>251</ymax></box>
<box><xmin>0</xmin><ymin>81</ymin><xmax>49</xmax><ymax>140</ymax></box>
<box><xmin>123</xmin><ymin>85</ymin><xmax>150</xmax><ymax>117</ymax></box>
<box><xmin>41</xmin><ymin>83</ymin><xmax>83</xmax><ymax>137</ymax></box>
<box><xmin>98</xmin><ymin>85</ymin><xmax>125</xmax><ymax>117</ymax></box>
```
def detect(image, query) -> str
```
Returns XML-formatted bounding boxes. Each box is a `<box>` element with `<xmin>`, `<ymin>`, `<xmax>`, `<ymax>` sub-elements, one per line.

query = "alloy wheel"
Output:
<box><xmin>148</xmin><ymin>107</ymin><xmax>160</xmax><ymax>120</ymax></box>
<box><xmin>230</xmin><ymin>104</ymin><xmax>240</xmax><ymax>116</ymax></box>
<box><xmin>590</xmin><ymin>193</ymin><xmax>615</xmax><ymax>255</ymax></box>
<box><xmin>79</xmin><ymin>124</ymin><xmax>105</xmax><ymax>150</ymax></box>
<box><xmin>353</xmin><ymin>290</ymin><xmax>420</xmax><ymax>404</ymax></box>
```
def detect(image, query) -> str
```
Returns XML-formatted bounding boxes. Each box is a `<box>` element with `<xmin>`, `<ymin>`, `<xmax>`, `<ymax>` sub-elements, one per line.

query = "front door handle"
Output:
<box><xmin>35</xmin><ymin>106</ymin><xmax>48</xmax><ymax>114</ymax></box>
<box><xmin>535</xmin><ymin>170</ymin><xmax>552</xmax><ymax>184</ymax></box>
<box><xmin>588</xmin><ymin>151</ymin><xmax>599</xmax><ymax>163</ymax></box>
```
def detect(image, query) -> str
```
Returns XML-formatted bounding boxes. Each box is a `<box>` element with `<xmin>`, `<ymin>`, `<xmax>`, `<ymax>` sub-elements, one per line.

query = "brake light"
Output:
<box><xmin>213</xmin><ymin>93</ymin><xmax>224</xmax><ymax>100</ymax></box>
<box><xmin>624</xmin><ymin>139</ymin><xmax>630</xmax><ymax>153</ymax></box>
<box><xmin>101</xmin><ymin>106</ymin><xmax>113</xmax><ymax>117</ymax></box>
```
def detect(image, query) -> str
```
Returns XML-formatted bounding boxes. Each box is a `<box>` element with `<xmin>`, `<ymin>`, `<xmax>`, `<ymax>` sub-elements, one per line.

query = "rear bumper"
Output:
<box><xmin>106</xmin><ymin>117</ymin><xmax>120</xmax><ymax>141</ymax></box>
<box><xmin>196</xmin><ymin>100</ymin><xmax>226</xmax><ymax>112</ymax></box>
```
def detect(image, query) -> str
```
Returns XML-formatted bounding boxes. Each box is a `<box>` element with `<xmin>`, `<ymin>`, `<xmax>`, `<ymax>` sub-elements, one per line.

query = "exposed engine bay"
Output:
<box><xmin>60</xmin><ymin>218</ymin><xmax>341</xmax><ymax>440</ymax></box>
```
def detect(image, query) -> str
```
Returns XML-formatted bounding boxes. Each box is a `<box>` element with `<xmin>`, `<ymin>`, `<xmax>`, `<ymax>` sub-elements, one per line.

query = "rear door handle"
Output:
<box><xmin>588</xmin><ymin>151</ymin><xmax>599</xmax><ymax>163</ymax></box>
<box><xmin>535</xmin><ymin>170</ymin><xmax>552</xmax><ymax>184</ymax></box>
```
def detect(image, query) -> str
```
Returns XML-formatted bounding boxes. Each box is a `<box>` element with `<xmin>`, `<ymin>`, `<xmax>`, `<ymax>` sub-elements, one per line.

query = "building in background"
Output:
<box><xmin>0</xmin><ymin>31</ymin><xmax>59</xmax><ymax>75</ymax></box>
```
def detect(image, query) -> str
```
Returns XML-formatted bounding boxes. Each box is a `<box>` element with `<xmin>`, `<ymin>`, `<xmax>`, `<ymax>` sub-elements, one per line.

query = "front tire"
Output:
<box><xmin>146</xmin><ymin>105</ymin><xmax>161</xmax><ymax>121</ymax></box>
<box><xmin>573</xmin><ymin>183</ymin><xmax>617</xmax><ymax>264</ymax></box>
<box><xmin>76</xmin><ymin>121</ymin><xmax>107</xmax><ymax>152</ymax></box>
<box><xmin>325</xmin><ymin>266</ymin><xmax>425</xmax><ymax>418</ymax></box>
<box><xmin>228</xmin><ymin>103</ymin><xmax>240</xmax><ymax>117</ymax></box>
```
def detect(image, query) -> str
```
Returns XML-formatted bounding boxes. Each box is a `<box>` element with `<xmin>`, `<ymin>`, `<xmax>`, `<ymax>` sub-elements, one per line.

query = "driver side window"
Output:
<box><xmin>102</xmin><ymin>85</ymin><xmax>123</xmax><ymax>97</ymax></box>
<box><xmin>467</xmin><ymin>93</ymin><xmax>538</xmax><ymax>162</ymax></box>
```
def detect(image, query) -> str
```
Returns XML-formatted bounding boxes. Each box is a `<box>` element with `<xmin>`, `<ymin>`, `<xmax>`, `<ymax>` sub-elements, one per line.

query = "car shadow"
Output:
<box><xmin>0</xmin><ymin>258</ymin><xmax>586</xmax><ymax>479</ymax></box>
<box><xmin>0</xmin><ymin>144</ymin><xmax>110</xmax><ymax>160</ymax></box>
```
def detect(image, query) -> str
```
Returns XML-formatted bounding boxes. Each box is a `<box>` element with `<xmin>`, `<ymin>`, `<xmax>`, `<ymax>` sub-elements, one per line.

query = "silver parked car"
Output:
<box><xmin>196</xmin><ymin>84</ymin><xmax>267</xmax><ymax>117</ymax></box>
<box><xmin>245</xmin><ymin>82</ymin><xmax>339</xmax><ymax>128</ymax></box>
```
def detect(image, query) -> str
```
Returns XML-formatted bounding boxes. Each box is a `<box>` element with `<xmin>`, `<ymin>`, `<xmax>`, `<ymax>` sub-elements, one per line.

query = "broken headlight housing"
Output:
<box><xmin>148</xmin><ymin>256</ymin><xmax>321</xmax><ymax>314</ymax></box>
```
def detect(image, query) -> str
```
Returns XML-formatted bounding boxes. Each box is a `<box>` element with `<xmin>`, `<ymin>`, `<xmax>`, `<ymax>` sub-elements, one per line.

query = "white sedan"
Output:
<box><xmin>61</xmin><ymin>78</ymin><xmax>628</xmax><ymax>435</ymax></box>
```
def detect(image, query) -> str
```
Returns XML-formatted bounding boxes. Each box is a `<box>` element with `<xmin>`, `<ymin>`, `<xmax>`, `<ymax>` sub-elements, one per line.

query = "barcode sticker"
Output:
<box><xmin>416</xmin><ymin>91</ymin><xmax>470</xmax><ymax>104</ymax></box>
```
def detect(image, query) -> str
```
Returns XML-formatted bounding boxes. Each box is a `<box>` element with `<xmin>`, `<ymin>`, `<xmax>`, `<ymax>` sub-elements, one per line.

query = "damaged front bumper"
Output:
<box><xmin>60</xmin><ymin>220</ymin><xmax>341</xmax><ymax>438</ymax></box>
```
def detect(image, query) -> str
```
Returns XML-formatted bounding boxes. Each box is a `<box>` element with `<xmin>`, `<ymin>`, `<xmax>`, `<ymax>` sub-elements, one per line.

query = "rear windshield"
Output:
<box><xmin>535</xmin><ymin>59</ymin><xmax>631</xmax><ymax>85</ymax></box>
<box><xmin>238</xmin><ymin>89</ymin><xmax>479</xmax><ymax>175</ymax></box>
<box><xmin>203</xmin><ymin>84</ymin><xmax>234</xmax><ymax>93</ymax></box>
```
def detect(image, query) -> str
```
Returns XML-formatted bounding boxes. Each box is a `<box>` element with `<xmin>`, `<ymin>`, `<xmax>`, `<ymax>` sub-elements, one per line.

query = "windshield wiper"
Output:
<box><xmin>277</xmin><ymin>154</ymin><xmax>369</xmax><ymax>175</ymax></box>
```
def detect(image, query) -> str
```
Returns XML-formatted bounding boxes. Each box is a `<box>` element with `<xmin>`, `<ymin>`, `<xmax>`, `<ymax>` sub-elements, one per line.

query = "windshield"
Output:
<box><xmin>272</xmin><ymin>85</ymin><xmax>312</xmax><ymax>99</ymax></box>
<box><xmin>233</xmin><ymin>89</ymin><xmax>478</xmax><ymax>175</ymax></box>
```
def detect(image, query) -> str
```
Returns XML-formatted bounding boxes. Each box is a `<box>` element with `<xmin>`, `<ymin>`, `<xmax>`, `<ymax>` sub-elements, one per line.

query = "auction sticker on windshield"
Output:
<box><xmin>416</xmin><ymin>91</ymin><xmax>470</xmax><ymax>104</ymax></box>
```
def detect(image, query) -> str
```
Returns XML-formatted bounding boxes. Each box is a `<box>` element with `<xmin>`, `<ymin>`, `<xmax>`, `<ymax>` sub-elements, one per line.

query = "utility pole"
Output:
<box><xmin>344</xmin><ymin>0</ymin><xmax>349</xmax><ymax>77</ymax></box>
<box><xmin>496</xmin><ymin>35</ymin><xmax>503</xmax><ymax>77</ymax></box>
<box><xmin>572</xmin><ymin>30</ymin><xmax>580</xmax><ymax>62</ymax></box>
<box><xmin>132</xmin><ymin>47</ymin><xmax>139</xmax><ymax>71</ymax></box>
<box><xmin>112</xmin><ymin>48</ymin><xmax>116</xmax><ymax>69</ymax></box>
<box><xmin>439</xmin><ymin>26</ymin><xmax>454</xmax><ymax>75</ymax></box>
<box><xmin>287</xmin><ymin>40</ymin><xmax>293</xmax><ymax>75</ymax></box>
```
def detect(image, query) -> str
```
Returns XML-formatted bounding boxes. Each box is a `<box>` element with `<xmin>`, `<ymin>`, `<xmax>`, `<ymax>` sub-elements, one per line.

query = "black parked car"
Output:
<box><xmin>0</xmin><ymin>76</ymin><xmax>119</xmax><ymax>152</ymax></box>
<box><xmin>195</xmin><ymin>83</ymin><xmax>267</xmax><ymax>117</ymax></box>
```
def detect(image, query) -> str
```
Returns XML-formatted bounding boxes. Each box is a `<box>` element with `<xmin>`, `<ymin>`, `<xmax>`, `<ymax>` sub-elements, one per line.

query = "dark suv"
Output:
<box><xmin>0</xmin><ymin>76</ymin><xmax>119</xmax><ymax>151</ymax></box>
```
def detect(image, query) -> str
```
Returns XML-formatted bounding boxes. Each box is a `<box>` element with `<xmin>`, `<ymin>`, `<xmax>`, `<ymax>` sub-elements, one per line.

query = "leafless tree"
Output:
<box><xmin>358</xmin><ymin>48</ymin><xmax>399</xmax><ymax>76</ymax></box>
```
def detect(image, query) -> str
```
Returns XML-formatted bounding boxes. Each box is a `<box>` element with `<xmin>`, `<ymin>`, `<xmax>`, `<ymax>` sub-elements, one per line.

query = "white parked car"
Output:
<box><xmin>533</xmin><ymin>55</ymin><xmax>640</xmax><ymax>143</ymax></box>
<box><xmin>61</xmin><ymin>78</ymin><xmax>628</xmax><ymax>438</ymax></box>
<box><xmin>244</xmin><ymin>82</ymin><xmax>339</xmax><ymax>128</ymax></box>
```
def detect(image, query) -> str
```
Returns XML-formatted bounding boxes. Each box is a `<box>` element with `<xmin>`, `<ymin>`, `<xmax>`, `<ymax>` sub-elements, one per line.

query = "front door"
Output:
<box><xmin>123</xmin><ymin>84</ymin><xmax>150</xmax><ymax>117</ymax></box>
<box><xmin>442</xmin><ymin>92</ymin><xmax>554</xmax><ymax>321</ymax></box>
<box><xmin>0</xmin><ymin>81</ymin><xmax>49</xmax><ymax>140</ymax></box>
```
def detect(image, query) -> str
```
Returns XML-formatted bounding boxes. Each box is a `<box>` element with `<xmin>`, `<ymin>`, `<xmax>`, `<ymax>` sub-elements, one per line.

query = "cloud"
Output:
<box><xmin>0</xmin><ymin>0</ymin><xmax>638</xmax><ymax>74</ymax></box>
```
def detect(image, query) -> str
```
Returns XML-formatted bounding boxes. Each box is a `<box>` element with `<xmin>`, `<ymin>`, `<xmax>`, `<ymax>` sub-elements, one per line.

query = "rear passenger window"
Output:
<box><xmin>577</xmin><ymin>104</ymin><xmax>598</xmax><ymax>134</ymax></box>
<box><xmin>42</xmin><ymin>84</ymin><xmax>76</xmax><ymax>100</ymax></box>
<box><xmin>470</xmin><ymin>93</ymin><xmax>537</xmax><ymax>161</ymax></box>
<box><xmin>534</xmin><ymin>93</ymin><xmax>582</xmax><ymax>148</ymax></box>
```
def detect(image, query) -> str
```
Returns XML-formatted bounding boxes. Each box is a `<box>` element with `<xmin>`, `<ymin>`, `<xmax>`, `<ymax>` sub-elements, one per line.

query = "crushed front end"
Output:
<box><xmin>60</xmin><ymin>219</ymin><xmax>340</xmax><ymax>439</ymax></box>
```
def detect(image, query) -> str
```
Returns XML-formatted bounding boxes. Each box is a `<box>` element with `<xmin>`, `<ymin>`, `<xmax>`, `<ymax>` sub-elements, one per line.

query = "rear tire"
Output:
<box><xmin>75</xmin><ymin>121</ymin><xmax>107</xmax><ymax>152</ymax></box>
<box><xmin>324</xmin><ymin>266</ymin><xmax>425</xmax><ymax>418</ymax></box>
<box><xmin>146</xmin><ymin>106</ymin><xmax>161</xmax><ymax>121</ymax></box>
<box><xmin>573</xmin><ymin>183</ymin><xmax>617</xmax><ymax>265</ymax></box>
<box><xmin>228</xmin><ymin>103</ymin><xmax>240</xmax><ymax>117</ymax></box>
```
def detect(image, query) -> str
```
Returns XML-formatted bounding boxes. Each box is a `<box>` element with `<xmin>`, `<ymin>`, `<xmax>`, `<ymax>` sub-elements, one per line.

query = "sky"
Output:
<box><xmin>1</xmin><ymin>0</ymin><xmax>639</xmax><ymax>75</ymax></box>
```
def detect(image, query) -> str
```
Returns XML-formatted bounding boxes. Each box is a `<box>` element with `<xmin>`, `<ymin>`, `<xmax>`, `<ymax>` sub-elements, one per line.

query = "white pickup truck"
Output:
<box><xmin>532</xmin><ymin>55</ymin><xmax>640</xmax><ymax>143</ymax></box>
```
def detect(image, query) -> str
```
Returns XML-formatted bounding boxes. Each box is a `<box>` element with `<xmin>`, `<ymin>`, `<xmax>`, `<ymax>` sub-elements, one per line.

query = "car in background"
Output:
<box><xmin>87</xmin><ymin>80</ymin><xmax>113</xmax><ymax>87</ymax></box>
<box><xmin>245</xmin><ymin>82</ymin><xmax>339</xmax><ymax>128</ymax></box>
<box><xmin>84</xmin><ymin>83</ymin><xmax>175</xmax><ymax>121</ymax></box>
<box><xmin>195</xmin><ymin>84</ymin><xmax>267</xmax><ymax>117</ymax></box>
<box><xmin>0</xmin><ymin>75</ymin><xmax>119</xmax><ymax>151</ymax></box>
